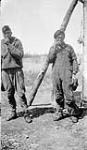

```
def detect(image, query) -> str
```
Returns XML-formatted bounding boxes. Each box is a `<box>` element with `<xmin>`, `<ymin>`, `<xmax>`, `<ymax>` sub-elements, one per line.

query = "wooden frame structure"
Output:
<box><xmin>28</xmin><ymin>0</ymin><xmax>87</xmax><ymax>107</ymax></box>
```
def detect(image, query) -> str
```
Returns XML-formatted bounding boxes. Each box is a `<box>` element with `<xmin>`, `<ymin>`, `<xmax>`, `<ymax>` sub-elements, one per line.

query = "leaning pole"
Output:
<box><xmin>82</xmin><ymin>0</ymin><xmax>87</xmax><ymax>107</ymax></box>
<box><xmin>28</xmin><ymin>0</ymin><xmax>79</xmax><ymax>106</ymax></box>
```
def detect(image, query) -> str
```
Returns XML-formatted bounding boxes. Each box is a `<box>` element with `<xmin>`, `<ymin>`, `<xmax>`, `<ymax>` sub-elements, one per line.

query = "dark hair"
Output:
<box><xmin>2</xmin><ymin>25</ymin><xmax>11</xmax><ymax>34</ymax></box>
<box><xmin>54</xmin><ymin>30</ymin><xmax>65</xmax><ymax>39</ymax></box>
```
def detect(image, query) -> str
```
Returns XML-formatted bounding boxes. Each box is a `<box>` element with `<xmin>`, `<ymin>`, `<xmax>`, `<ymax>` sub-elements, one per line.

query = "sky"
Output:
<box><xmin>1</xmin><ymin>0</ymin><xmax>83</xmax><ymax>54</ymax></box>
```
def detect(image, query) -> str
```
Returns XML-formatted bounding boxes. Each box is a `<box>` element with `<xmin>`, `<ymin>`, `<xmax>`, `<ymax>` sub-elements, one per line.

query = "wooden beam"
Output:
<box><xmin>82</xmin><ymin>0</ymin><xmax>87</xmax><ymax>107</ymax></box>
<box><xmin>60</xmin><ymin>0</ymin><xmax>78</xmax><ymax>31</ymax></box>
<box><xmin>79</xmin><ymin>0</ymin><xmax>84</xmax><ymax>3</ymax></box>
<box><xmin>28</xmin><ymin>0</ymin><xmax>79</xmax><ymax>107</ymax></box>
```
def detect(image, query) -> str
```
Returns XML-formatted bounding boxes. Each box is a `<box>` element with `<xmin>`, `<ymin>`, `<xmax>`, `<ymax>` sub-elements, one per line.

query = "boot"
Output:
<box><xmin>71</xmin><ymin>101</ymin><xmax>83</xmax><ymax>118</ymax></box>
<box><xmin>53</xmin><ymin>107</ymin><xmax>63</xmax><ymax>121</ymax></box>
<box><xmin>70</xmin><ymin>116</ymin><xmax>78</xmax><ymax>123</ymax></box>
<box><xmin>6</xmin><ymin>109</ymin><xmax>17</xmax><ymax>121</ymax></box>
<box><xmin>20</xmin><ymin>98</ymin><xmax>32</xmax><ymax>123</ymax></box>
<box><xmin>24</xmin><ymin>105</ymin><xmax>32</xmax><ymax>123</ymax></box>
<box><xmin>63</xmin><ymin>103</ymin><xmax>78</xmax><ymax>123</ymax></box>
<box><xmin>23</xmin><ymin>107</ymin><xmax>32</xmax><ymax>123</ymax></box>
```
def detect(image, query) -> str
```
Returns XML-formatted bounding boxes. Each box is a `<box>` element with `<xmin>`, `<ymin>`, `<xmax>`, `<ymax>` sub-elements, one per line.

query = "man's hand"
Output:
<box><xmin>72</xmin><ymin>74</ymin><xmax>76</xmax><ymax>81</ymax></box>
<box><xmin>72</xmin><ymin>74</ymin><xmax>77</xmax><ymax>84</ymax></box>
<box><xmin>5</xmin><ymin>42</ymin><xmax>14</xmax><ymax>53</ymax></box>
<box><xmin>7</xmin><ymin>43</ymin><xmax>14</xmax><ymax>50</ymax></box>
<box><xmin>72</xmin><ymin>74</ymin><xmax>78</xmax><ymax>91</ymax></box>
<box><xmin>4</xmin><ymin>38</ymin><xmax>10</xmax><ymax>44</ymax></box>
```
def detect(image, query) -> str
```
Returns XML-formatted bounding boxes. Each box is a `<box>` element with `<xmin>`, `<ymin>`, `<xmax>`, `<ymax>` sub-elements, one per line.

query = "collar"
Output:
<box><xmin>54</xmin><ymin>41</ymin><xmax>66</xmax><ymax>49</ymax></box>
<box><xmin>3</xmin><ymin>37</ymin><xmax>16</xmax><ymax>44</ymax></box>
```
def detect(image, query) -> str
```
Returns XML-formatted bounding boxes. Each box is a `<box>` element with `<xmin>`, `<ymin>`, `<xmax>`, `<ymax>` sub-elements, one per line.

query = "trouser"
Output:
<box><xmin>51</xmin><ymin>70</ymin><xmax>74</xmax><ymax>111</ymax></box>
<box><xmin>1</xmin><ymin>68</ymin><xmax>27</xmax><ymax>110</ymax></box>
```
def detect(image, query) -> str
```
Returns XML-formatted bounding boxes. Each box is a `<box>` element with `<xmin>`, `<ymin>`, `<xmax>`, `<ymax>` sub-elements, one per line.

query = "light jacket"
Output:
<box><xmin>1</xmin><ymin>37</ymin><xmax>24</xmax><ymax>69</ymax></box>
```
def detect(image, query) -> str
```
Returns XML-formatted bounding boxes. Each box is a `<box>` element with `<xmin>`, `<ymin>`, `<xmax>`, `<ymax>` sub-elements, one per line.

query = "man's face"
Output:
<box><xmin>3</xmin><ymin>31</ymin><xmax>12</xmax><ymax>42</ymax></box>
<box><xmin>55</xmin><ymin>33</ymin><xmax>65</xmax><ymax>44</ymax></box>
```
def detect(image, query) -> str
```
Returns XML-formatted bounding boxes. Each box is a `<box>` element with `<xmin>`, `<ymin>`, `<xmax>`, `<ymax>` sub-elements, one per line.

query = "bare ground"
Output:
<box><xmin>1</xmin><ymin>57</ymin><xmax>87</xmax><ymax>150</ymax></box>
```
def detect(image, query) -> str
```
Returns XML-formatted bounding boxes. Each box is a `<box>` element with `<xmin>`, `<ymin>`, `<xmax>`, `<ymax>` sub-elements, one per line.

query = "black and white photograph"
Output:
<box><xmin>1</xmin><ymin>0</ymin><xmax>87</xmax><ymax>149</ymax></box>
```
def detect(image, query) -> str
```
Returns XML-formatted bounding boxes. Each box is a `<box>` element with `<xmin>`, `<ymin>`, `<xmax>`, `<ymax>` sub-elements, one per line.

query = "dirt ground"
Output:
<box><xmin>1</xmin><ymin>57</ymin><xmax>87</xmax><ymax>150</ymax></box>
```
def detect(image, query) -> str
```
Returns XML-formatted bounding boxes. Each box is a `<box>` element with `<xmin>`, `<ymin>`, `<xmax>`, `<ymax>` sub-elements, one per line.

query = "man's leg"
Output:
<box><xmin>16</xmin><ymin>69</ymin><xmax>32</xmax><ymax>123</ymax></box>
<box><xmin>51</xmin><ymin>87</ymin><xmax>64</xmax><ymax>110</ymax></box>
<box><xmin>16</xmin><ymin>69</ymin><xmax>27</xmax><ymax>108</ymax></box>
<box><xmin>2</xmin><ymin>70</ymin><xmax>17</xmax><ymax>121</ymax></box>
<box><xmin>52</xmin><ymin>76</ymin><xmax>64</xmax><ymax>121</ymax></box>
<box><xmin>6</xmin><ymin>89</ymin><xmax>17</xmax><ymax>121</ymax></box>
<box><xmin>62</xmin><ymin>72</ymin><xmax>80</xmax><ymax>123</ymax></box>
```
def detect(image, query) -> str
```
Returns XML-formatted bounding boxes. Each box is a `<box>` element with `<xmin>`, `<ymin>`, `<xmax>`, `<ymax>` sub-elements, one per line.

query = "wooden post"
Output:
<box><xmin>60</xmin><ymin>0</ymin><xmax>78</xmax><ymax>32</ymax></box>
<box><xmin>82</xmin><ymin>0</ymin><xmax>87</xmax><ymax>107</ymax></box>
<box><xmin>28</xmin><ymin>0</ymin><xmax>79</xmax><ymax>107</ymax></box>
<box><xmin>79</xmin><ymin>0</ymin><xmax>84</xmax><ymax>3</ymax></box>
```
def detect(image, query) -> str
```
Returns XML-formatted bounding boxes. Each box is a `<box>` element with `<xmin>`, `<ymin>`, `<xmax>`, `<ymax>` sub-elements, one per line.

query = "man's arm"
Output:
<box><xmin>1</xmin><ymin>40</ymin><xmax>9</xmax><ymax>58</ymax></box>
<box><xmin>70</xmin><ymin>46</ymin><xmax>79</xmax><ymax>75</ymax></box>
<box><xmin>7</xmin><ymin>39</ymin><xmax>24</xmax><ymax>59</ymax></box>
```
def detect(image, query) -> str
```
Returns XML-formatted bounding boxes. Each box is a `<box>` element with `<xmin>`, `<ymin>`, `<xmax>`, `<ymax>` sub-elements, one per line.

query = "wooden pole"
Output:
<box><xmin>28</xmin><ymin>0</ymin><xmax>79</xmax><ymax>107</ymax></box>
<box><xmin>60</xmin><ymin>0</ymin><xmax>78</xmax><ymax>31</ymax></box>
<box><xmin>79</xmin><ymin>0</ymin><xmax>84</xmax><ymax>3</ymax></box>
<box><xmin>82</xmin><ymin>0</ymin><xmax>87</xmax><ymax>107</ymax></box>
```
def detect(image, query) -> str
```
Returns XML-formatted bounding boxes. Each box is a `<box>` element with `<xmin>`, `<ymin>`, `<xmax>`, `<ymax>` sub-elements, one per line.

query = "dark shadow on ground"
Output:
<box><xmin>17</xmin><ymin>104</ymin><xmax>55</xmax><ymax>119</ymax></box>
<box><xmin>29</xmin><ymin>106</ymin><xmax>55</xmax><ymax>119</ymax></box>
<box><xmin>17</xmin><ymin>91</ymin><xmax>87</xmax><ymax>119</ymax></box>
<box><xmin>17</xmin><ymin>105</ymin><xmax>87</xmax><ymax>120</ymax></box>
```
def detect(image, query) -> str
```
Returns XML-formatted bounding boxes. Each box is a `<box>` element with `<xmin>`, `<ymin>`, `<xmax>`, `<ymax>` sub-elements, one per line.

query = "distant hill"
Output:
<box><xmin>24</xmin><ymin>54</ymin><xmax>47</xmax><ymax>58</ymax></box>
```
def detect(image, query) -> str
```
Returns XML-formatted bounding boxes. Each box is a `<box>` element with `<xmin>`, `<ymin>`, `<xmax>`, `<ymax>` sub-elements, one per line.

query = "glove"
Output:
<box><xmin>72</xmin><ymin>74</ymin><xmax>78</xmax><ymax>91</ymax></box>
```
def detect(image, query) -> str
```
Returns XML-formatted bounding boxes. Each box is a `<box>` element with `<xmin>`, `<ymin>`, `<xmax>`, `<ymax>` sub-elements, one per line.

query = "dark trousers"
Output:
<box><xmin>2</xmin><ymin>68</ymin><xmax>27</xmax><ymax>109</ymax></box>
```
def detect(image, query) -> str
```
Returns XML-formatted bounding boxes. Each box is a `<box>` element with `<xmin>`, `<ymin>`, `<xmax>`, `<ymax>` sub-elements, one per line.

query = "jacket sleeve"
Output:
<box><xmin>1</xmin><ymin>40</ymin><xmax>9</xmax><ymax>58</ymax></box>
<box><xmin>8</xmin><ymin>39</ymin><xmax>24</xmax><ymax>59</ymax></box>
<box><xmin>47</xmin><ymin>45</ymin><xmax>57</xmax><ymax>64</ymax></box>
<box><xmin>70</xmin><ymin>46</ymin><xmax>79</xmax><ymax>74</ymax></box>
